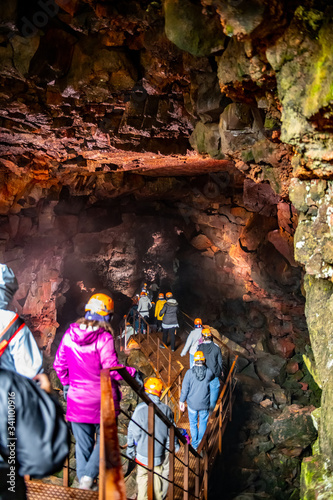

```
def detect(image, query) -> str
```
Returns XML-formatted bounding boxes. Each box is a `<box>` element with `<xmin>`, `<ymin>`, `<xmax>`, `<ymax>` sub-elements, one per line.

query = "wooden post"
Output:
<box><xmin>99</xmin><ymin>370</ymin><xmax>127</xmax><ymax>500</ymax></box>
<box><xmin>168</xmin><ymin>426</ymin><xmax>175</xmax><ymax>500</ymax></box>
<box><xmin>62</xmin><ymin>456</ymin><xmax>69</xmax><ymax>487</ymax></box>
<box><xmin>203</xmin><ymin>446</ymin><xmax>209</xmax><ymax>500</ymax></box>
<box><xmin>157</xmin><ymin>337</ymin><xmax>160</xmax><ymax>375</ymax></box>
<box><xmin>229</xmin><ymin>380</ymin><xmax>232</xmax><ymax>421</ymax></box>
<box><xmin>168</xmin><ymin>351</ymin><xmax>171</xmax><ymax>386</ymax></box>
<box><xmin>147</xmin><ymin>403</ymin><xmax>155</xmax><ymax>500</ymax></box>
<box><xmin>195</xmin><ymin>455</ymin><xmax>200</xmax><ymax>499</ymax></box>
<box><xmin>218</xmin><ymin>400</ymin><xmax>223</xmax><ymax>454</ymax></box>
<box><xmin>183</xmin><ymin>442</ymin><xmax>189</xmax><ymax>500</ymax></box>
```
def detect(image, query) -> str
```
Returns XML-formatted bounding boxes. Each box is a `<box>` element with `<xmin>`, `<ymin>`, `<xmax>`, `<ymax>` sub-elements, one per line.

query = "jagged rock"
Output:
<box><xmin>164</xmin><ymin>0</ymin><xmax>225</xmax><ymax>57</ymax></box>
<box><xmin>255</xmin><ymin>352</ymin><xmax>286</xmax><ymax>384</ymax></box>
<box><xmin>189</xmin><ymin>122</ymin><xmax>223</xmax><ymax>158</ymax></box>
<box><xmin>270</xmin><ymin>404</ymin><xmax>317</xmax><ymax>450</ymax></box>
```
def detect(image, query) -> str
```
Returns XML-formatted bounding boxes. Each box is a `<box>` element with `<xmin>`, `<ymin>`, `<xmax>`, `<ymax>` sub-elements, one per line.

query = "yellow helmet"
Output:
<box><xmin>201</xmin><ymin>327</ymin><xmax>212</xmax><ymax>338</ymax></box>
<box><xmin>194</xmin><ymin>351</ymin><xmax>205</xmax><ymax>363</ymax></box>
<box><xmin>144</xmin><ymin>377</ymin><xmax>163</xmax><ymax>397</ymax></box>
<box><xmin>85</xmin><ymin>293</ymin><xmax>114</xmax><ymax>316</ymax></box>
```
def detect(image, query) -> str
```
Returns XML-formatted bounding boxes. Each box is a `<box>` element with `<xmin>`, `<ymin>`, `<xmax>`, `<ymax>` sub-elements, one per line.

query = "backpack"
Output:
<box><xmin>0</xmin><ymin>314</ymin><xmax>25</xmax><ymax>357</ymax></box>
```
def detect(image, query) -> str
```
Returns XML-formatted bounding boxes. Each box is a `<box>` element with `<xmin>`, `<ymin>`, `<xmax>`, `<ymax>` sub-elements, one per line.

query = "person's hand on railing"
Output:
<box><xmin>126</xmin><ymin>445</ymin><xmax>136</xmax><ymax>460</ymax></box>
<box><xmin>34</xmin><ymin>373</ymin><xmax>52</xmax><ymax>393</ymax></box>
<box><xmin>134</xmin><ymin>370</ymin><xmax>144</xmax><ymax>388</ymax></box>
<box><xmin>179</xmin><ymin>401</ymin><xmax>185</xmax><ymax>412</ymax></box>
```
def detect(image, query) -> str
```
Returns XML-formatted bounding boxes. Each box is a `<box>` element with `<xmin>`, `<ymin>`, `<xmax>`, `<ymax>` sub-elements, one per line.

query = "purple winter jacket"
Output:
<box><xmin>53</xmin><ymin>322</ymin><xmax>136</xmax><ymax>423</ymax></box>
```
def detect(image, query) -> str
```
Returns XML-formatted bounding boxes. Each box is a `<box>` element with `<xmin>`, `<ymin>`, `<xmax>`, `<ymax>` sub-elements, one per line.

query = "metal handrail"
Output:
<box><xmin>100</xmin><ymin>356</ymin><xmax>238</xmax><ymax>500</ymax></box>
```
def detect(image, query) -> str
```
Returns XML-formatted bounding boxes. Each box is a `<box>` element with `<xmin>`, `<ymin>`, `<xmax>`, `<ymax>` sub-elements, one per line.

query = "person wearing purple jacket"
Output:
<box><xmin>54</xmin><ymin>293</ymin><xmax>137</xmax><ymax>491</ymax></box>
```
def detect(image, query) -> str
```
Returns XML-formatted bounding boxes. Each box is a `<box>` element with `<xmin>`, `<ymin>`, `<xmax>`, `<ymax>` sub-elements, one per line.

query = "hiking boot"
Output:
<box><xmin>160</xmin><ymin>344</ymin><xmax>165</xmax><ymax>349</ymax></box>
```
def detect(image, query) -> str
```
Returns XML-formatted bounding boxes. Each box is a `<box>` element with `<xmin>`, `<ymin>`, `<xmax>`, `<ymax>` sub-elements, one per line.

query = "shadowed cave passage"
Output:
<box><xmin>44</xmin><ymin>168</ymin><xmax>316</xmax><ymax>499</ymax></box>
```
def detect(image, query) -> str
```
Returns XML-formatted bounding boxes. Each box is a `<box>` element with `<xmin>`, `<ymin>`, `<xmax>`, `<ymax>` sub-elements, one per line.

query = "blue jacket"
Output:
<box><xmin>127</xmin><ymin>394</ymin><xmax>179</xmax><ymax>466</ymax></box>
<box><xmin>180</xmin><ymin>365</ymin><xmax>214</xmax><ymax>411</ymax></box>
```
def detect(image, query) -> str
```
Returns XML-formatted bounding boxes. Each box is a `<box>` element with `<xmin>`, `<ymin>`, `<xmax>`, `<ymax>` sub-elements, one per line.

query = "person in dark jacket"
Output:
<box><xmin>199</xmin><ymin>328</ymin><xmax>223</xmax><ymax>411</ymax></box>
<box><xmin>54</xmin><ymin>293</ymin><xmax>137</xmax><ymax>490</ymax></box>
<box><xmin>179</xmin><ymin>351</ymin><xmax>214</xmax><ymax>450</ymax></box>
<box><xmin>160</xmin><ymin>292</ymin><xmax>179</xmax><ymax>352</ymax></box>
<box><xmin>0</xmin><ymin>369</ymin><xmax>70</xmax><ymax>500</ymax></box>
<box><xmin>127</xmin><ymin>377</ymin><xmax>179</xmax><ymax>500</ymax></box>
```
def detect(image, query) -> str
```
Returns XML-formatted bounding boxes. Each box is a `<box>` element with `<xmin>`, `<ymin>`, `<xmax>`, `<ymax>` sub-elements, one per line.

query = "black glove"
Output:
<box><xmin>134</xmin><ymin>370</ymin><xmax>144</xmax><ymax>388</ymax></box>
<box><xmin>63</xmin><ymin>385</ymin><xmax>69</xmax><ymax>401</ymax></box>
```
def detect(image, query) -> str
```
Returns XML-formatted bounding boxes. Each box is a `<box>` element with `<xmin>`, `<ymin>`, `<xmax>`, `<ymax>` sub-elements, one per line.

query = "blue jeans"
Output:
<box><xmin>209</xmin><ymin>377</ymin><xmax>221</xmax><ymax>411</ymax></box>
<box><xmin>71</xmin><ymin>422</ymin><xmax>100</xmax><ymax>480</ymax></box>
<box><xmin>187</xmin><ymin>407</ymin><xmax>209</xmax><ymax>450</ymax></box>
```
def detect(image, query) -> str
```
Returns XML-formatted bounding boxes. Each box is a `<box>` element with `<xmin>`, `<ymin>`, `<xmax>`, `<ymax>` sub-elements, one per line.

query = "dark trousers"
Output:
<box><xmin>71</xmin><ymin>422</ymin><xmax>100</xmax><ymax>480</ymax></box>
<box><xmin>156</xmin><ymin>319</ymin><xmax>163</xmax><ymax>331</ymax></box>
<box><xmin>162</xmin><ymin>327</ymin><xmax>177</xmax><ymax>351</ymax></box>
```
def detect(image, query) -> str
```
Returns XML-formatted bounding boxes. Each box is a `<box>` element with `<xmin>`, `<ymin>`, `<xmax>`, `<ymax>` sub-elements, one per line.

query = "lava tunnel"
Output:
<box><xmin>1</xmin><ymin>0</ymin><xmax>333</xmax><ymax>498</ymax></box>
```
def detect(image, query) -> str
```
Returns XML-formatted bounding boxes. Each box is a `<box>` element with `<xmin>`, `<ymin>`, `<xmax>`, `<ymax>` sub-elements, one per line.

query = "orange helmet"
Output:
<box><xmin>194</xmin><ymin>351</ymin><xmax>205</xmax><ymax>363</ymax></box>
<box><xmin>85</xmin><ymin>293</ymin><xmax>114</xmax><ymax>316</ymax></box>
<box><xmin>202</xmin><ymin>327</ymin><xmax>212</xmax><ymax>338</ymax></box>
<box><xmin>144</xmin><ymin>377</ymin><xmax>163</xmax><ymax>397</ymax></box>
<box><xmin>194</xmin><ymin>318</ymin><xmax>202</xmax><ymax>328</ymax></box>
<box><xmin>140</xmin><ymin>291</ymin><xmax>147</xmax><ymax>296</ymax></box>
<box><xmin>166</xmin><ymin>292</ymin><xmax>173</xmax><ymax>298</ymax></box>
<box><xmin>158</xmin><ymin>293</ymin><xmax>164</xmax><ymax>299</ymax></box>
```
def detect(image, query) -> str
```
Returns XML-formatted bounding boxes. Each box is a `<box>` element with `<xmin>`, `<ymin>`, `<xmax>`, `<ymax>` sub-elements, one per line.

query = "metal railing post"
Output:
<box><xmin>168</xmin><ymin>426</ymin><xmax>175</xmax><ymax>500</ymax></box>
<box><xmin>147</xmin><ymin>321</ymin><xmax>150</xmax><ymax>343</ymax></box>
<box><xmin>99</xmin><ymin>370</ymin><xmax>127</xmax><ymax>500</ymax></box>
<box><xmin>203</xmin><ymin>444</ymin><xmax>209</xmax><ymax>500</ymax></box>
<box><xmin>157</xmin><ymin>337</ymin><xmax>160</xmax><ymax>375</ymax></box>
<box><xmin>183</xmin><ymin>442</ymin><xmax>189</xmax><ymax>500</ymax></box>
<box><xmin>218</xmin><ymin>400</ymin><xmax>223</xmax><ymax>453</ymax></box>
<box><xmin>62</xmin><ymin>457</ymin><xmax>69</xmax><ymax>487</ymax></box>
<box><xmin>148</xmin><ymin>402</ymin><xmax>155</xmax><ymax>500</ymax></box>
<box><xmin>168</xmin><ymin>351</ymin><xmax>171</xmax><ymax>386</ymax></box>
<box><xmin>195</xmin><ymin>455</ymin><xmax>200</xmax><ymax>499</ymax></box>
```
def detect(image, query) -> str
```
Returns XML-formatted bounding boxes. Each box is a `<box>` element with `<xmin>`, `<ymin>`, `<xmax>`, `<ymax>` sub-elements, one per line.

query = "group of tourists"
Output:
<box><xmin>123</xmin><ymin>285</ymin><xmax>180</xmax><ymax>352</ymax></box>
<box><xmin>0</xmin><ymin>266</ymin><xmax>225</xmax><ymax>499</ymax></box>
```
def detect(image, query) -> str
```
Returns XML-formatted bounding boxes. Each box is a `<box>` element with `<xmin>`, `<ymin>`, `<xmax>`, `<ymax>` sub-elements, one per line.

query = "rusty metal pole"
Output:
<box><xmin>147</xmin><ymin>403</ymin><xmax>155</xmax><ymax>500</ymax></box>
<box><xmin>168</xmin><ymin>351</ymin><xmax>171</xmax><ymax>386</ymax></box>
<box><xmin>99</xmin><ymin>370</ymin><xmax>127</xmax><ymax>500</ymax></box>
<box><xmin>183</xmin><ymin>442</ymin><xmax>189</xmax><ymax>500</ymax></box>
<box><xmin>203</xmin><ymin>445</ymin><xmax>209</xmax><ymax>500</ymax></box>
<box><xmin>218</xmin><ymin>400</ymin><xmax>223</xmax><ymax>453</ymax></box>
<box><xmin>195</xmin><ymin>455</ymin><xmax>200</xmax><ymax>499</ymax></box>
<box><xmin>62</xmin><ymin>457</ymin><xmax>69</xmax><ymax>487</ymax></box>
<box><xmin>229</xmin><ymin>379</ymin><xmax>232</xmax><ymax>421</ymax></box>
<box><xmin>157</xmin><ymin>337</ymin><xmax>160</xmax><ymax>375</ymax></box>
<box><xmin>168</xmin><ymin>426</ymin><xmax>175</xmax><ymax>500</ymax></box>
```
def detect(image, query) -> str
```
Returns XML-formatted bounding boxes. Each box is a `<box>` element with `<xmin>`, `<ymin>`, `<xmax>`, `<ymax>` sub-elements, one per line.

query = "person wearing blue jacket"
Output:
<box><xmin>179</xmin><ymin>351</ymin><xmax>214</xmax><ymax>450</ymax></box>
<box><xmin>0</xmin><ymin>264</ymin><xmax>43</xmax><ymax>378</ymax></box>
<box><xmin>127</xmin><ymin>377</ymin><xmax>179</xmax><ymax>500</ymax></box>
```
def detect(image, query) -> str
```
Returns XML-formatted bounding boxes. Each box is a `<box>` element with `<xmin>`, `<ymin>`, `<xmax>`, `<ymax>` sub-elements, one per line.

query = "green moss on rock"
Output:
<box><xmin>164</xmin><ymin>0</ymin><xmax>225</xmax><ymax>57</ymax></box>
